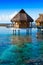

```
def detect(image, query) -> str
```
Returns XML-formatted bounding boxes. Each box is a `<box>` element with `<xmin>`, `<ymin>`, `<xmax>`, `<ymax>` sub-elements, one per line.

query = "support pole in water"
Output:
<box><xmin>26</xmin><ymin>28</ymin><xmax>29</xmax><ymax>35</ymax></box>
<box><xmin>13</xmin><ymin>29</ymin><xmax>14</xmax><ymax>35</ymax></box>
<box><xmin>31</xmin><ymin>22</ymin><xmax>32</xmax><ymax>28</ymax></box>
<box><xmin>13</xmin><ymin>29</ymin><xmax>16</xmax><ymax>35</ymax></box>
<box><xmin>14</xmin><ymin>29</ymin><xmax>16</xmax><ymax>35</ymax></box>
<box><xmin>13</xmin><ymin>23</ymin><xmax>14</xmax><ymax>35</ymax></box>
<box><xmin>12</xmin><ymin>22</ymin><xmax>16</xmax><ymax>35</ymax></box>
<box><xmin>18</xmin><ymin>29</ymin><xmax>20</xmax><ymax>35</ymax></box>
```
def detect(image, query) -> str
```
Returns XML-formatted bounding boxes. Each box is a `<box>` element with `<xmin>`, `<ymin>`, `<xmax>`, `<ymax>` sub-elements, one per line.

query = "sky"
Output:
<box><xmin>0</xmin><ymin>0</ymin><xmax>43</xmax><ymax>23</ymax></box>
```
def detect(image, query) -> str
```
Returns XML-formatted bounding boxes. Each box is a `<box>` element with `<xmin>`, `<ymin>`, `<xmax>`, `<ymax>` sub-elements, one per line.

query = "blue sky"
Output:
<box><xmin>0</xmin><ymin>0</ymin><xmax>43</xmax><ymax>23</ymax></box>
<box><xmin>0</xmin><ymin>0</ymin><xmax>43</xmax><ymax>9</ymax></box>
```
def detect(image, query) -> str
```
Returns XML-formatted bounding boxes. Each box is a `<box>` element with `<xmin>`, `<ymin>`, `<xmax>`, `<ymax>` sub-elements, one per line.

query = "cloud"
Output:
<box><xmin>0</xmin><ymin>9</ymin><xmax>43</xmax><ymax>23</ymax></box>
<box><xmin>9</xmin><ymin>11</ymin><xmax>17</xmax><ymax>20</ymax></box>
<box><xmin>0</xmin><ymin>11</ymin><xmax>17</xmax><ymax>23</ymax></box>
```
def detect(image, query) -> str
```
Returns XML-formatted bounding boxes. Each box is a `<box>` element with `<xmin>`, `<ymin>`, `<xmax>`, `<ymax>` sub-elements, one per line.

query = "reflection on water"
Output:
<box><xmin>0</xmin><ymin>28</ymin><xmax>43</xmax><ymax>65</ymax></box>
<box><xmin>11</xmin><ymin>35</ymin><xmax>32</xmax><ymax>45</ymax></box>
<box><xmin>37</xmin><ymin>29</ymin><xmax>43</xmax><ymax>40</ymax></box>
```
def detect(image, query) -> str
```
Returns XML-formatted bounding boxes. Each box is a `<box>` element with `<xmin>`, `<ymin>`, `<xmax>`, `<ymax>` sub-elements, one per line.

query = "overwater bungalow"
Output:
<box><xmin>35</xmin><ymin>14</ymin><xmax>43</xmax><ymax>29</ymax></box>
<box><xmin>11</xmin><ymin>9</ymin><xmax>33</xmax><ymax>28</ymax></box>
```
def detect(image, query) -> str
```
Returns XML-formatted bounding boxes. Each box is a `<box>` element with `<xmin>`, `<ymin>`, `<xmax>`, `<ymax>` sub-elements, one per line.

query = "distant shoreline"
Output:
<box><xmin>0</xmin><ymin>23</ymin><xmax>11</xmax><ymax>27</ymax></box>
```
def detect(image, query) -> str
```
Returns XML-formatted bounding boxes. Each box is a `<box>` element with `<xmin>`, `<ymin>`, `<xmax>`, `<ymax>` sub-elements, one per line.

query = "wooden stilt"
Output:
<box><xmin>26</xmin><ymin>28</ymin><xmax>29</xmax><ymax>35</ymax></box>
<box><xmin>13</xmin><ymin>29</ymin><xmax>14</xmax><ymax>35</ymax></box>
<box><xmin>18</xmin><ymin>29</ymin><xmax>20</xmax><ymax>35</ymax></box>
<box><xmin>15</xmin><ymin>29</ymin><xmax>16</xmax><ymax>35</ymax></box>
<box><xmin>13</xmin><ymin>22</ymin><xmax>15</xmax><ymax>35</ymax></box>
<box><xmin>31</xmin><ymin>22</ymin><xmax>32</xmax><ymax>28</ymax></box>
<box><xmin>13</xmin><ymin>29</ymin><xmax>16</xmax><ymax>35</ymax></box>
<box><xmin>30</xmin><ymin>28</ymin><xmax>32</xmax><ymax>35</ymax></box>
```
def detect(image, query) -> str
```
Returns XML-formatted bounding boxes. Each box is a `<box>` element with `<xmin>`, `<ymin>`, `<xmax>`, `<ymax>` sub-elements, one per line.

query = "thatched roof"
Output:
<box><xmin>11</xmin><ymin>9</ymin><xmax>33</xmax><ymax>22</ymax></box>
<box><xmin>36</xmin><ymin>14</ymin><xmax>43</xmax><ymax>23</ymax></box>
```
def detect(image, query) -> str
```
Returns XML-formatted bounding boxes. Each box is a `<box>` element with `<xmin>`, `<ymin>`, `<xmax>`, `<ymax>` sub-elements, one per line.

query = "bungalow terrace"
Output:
<box><xmin>35</xmin><ymin>14</ymin><xmax>43</xmax><ymax>28</ymax></box>
<box><xmin>11</xmin><ymin>9</ymin><xmax>33</xmax><ymax>28</ymax></box>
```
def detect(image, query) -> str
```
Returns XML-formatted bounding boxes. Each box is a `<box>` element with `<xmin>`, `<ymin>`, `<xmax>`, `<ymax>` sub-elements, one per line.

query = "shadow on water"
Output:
<box><xmin>0</xmin><ymin>28</ymin><xmax>43</xmax><ymax>65</ymax></box>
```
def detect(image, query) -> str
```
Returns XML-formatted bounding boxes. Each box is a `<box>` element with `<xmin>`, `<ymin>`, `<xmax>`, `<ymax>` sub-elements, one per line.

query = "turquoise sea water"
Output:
<box><xmin>0</xmin><ymin>27</ymin><xmax>43</xmax><ymax>65</ymax></box>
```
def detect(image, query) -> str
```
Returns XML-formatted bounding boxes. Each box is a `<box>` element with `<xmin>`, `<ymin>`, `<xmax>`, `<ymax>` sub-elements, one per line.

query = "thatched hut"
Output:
<box><xmin>11</xmin><ymin>9</ymin><xmax>33</xmax><ymax>28</ymax></box>
<box><xmin>35</xmin><ymin>14</ymin><xmax>43</xmax><ymax>28</ymax></box>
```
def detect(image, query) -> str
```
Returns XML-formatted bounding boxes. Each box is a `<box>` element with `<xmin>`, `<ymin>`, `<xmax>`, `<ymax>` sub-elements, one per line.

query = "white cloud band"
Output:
<box><xmin>0</xmin><ymin>11</ymin><xmax>17</xmax><ymax>23</ymax></box>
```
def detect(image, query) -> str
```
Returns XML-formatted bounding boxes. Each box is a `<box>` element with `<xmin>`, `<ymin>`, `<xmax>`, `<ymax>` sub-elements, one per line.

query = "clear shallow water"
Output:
<box><xmin>0</xmin><ymin>27</ymin><xmax>43</xmax><ymax>65</ymax></box>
